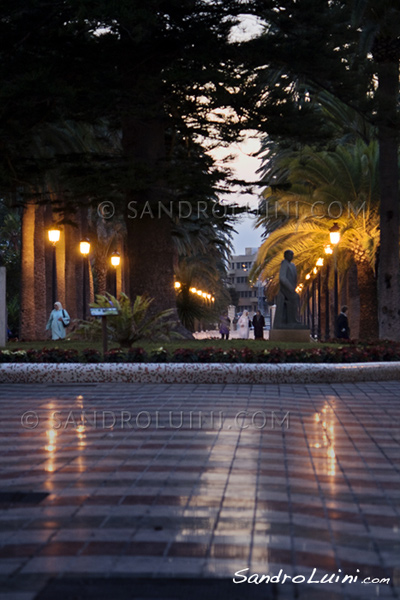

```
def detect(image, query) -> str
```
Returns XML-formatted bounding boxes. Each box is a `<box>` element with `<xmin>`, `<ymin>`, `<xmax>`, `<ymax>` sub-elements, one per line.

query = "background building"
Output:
<box><xmin>227</xmin><ymin>248</ymin><xmax>267</xmax><ymax>315</ymax></box>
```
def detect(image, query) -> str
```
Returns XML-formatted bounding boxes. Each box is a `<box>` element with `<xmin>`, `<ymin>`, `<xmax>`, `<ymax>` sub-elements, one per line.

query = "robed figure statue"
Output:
<box><xmin>273</xmin><ymin>250</ymin><xmax>302</xmax><ymax>329</ymax></box>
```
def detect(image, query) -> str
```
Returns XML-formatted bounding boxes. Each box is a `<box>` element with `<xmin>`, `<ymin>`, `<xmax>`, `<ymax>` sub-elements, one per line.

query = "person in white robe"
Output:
<box><xmin>46</xmin><ymin>302</ymin><xmax>70</xmax><ymax>340</ymax></box>
<box><xmin>238</xmin><ymin>311</ymin><xmax>250</xmax><ymax>339</ymax></box>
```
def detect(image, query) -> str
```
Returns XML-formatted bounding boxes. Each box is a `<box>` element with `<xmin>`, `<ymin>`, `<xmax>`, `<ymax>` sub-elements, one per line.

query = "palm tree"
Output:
<box><xmin>252</xmin><ymin>140</ymin><xmax>380</xmax><ymax>339</ymax></box>
<box><xmin>353</xmin><ymin>0</ymin><xmax>400</xmax><ymax>340</ymax></box>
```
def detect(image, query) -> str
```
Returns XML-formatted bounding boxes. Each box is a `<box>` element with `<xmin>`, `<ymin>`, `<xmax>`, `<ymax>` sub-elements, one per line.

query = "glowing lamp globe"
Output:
<box><xmin>48</xmin><ymin>229</ymin><xmax>61</xmax><ymax>244</ymax></box>
<box><xmin>329</xmin><ymin>223</ymin><xmax>340</xmax><ymax>245</ymax></box>
<box><xmin>111</xmin><ymin>252</ymin><xmax>120</xmax><ymax>267</ymax></box>
<box><xmin>80</xmin><ymin>239</ymin><xmax>91</xmax><ymax>255</ymax></box>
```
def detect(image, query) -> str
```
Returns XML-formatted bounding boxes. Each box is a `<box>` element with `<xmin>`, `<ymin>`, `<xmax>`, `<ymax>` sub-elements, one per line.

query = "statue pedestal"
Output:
<box><xmin>269</xmin><ymin>329</ymin><xmax>311</xmax><ymax>343</ymax></box>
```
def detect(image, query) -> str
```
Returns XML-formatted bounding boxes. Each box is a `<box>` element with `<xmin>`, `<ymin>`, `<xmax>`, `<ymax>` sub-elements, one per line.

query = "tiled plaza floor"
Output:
<box><xmin>0</xmin><ymin>381</ymin><xmax>399</xmax><ymax>600</ymax></box>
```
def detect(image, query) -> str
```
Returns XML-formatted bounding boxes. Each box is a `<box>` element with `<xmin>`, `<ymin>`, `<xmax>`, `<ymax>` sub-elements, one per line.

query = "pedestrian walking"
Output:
<box><xmin>219</xmin><ymin>312</ymin><xmax>231</xmax><ymax>340</ymax></box>
<box><xmin>238</xmin><ymin>310</ymin><xmax>250</xmax><ymax>339</ymax></box>
<box><xmin>252</xmin><ymin>310</ymin><xmax>265</xmax><ymax>340</ymax></box>
<box><xmin>335</xmin><ymin>306</ymin><xmax>350</xmax><ymax>339</ymax></box>
<box><xmin>46</xmin><ymin>302</ymin><xmax>70</xmax><ymax>340</ymax></box>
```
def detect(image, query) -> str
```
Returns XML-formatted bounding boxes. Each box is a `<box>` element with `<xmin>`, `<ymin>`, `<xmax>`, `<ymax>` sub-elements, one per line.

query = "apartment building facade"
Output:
<box><xmin>227</xmin><ymin>247</ymin><xmax>267</xmax><ymax>315</ymax></box>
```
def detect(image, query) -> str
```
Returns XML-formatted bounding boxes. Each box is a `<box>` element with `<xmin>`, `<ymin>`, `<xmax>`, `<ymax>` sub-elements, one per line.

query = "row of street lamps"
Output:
<box><xmin>174</xmin><ymin>282</ymin><xmax>215</xmax><ymax>304</ymax></box>
<box><xmin>48</xmin><ymin>227</ymin><xmax>121</xmax><ymax>318</ymax></box>
<box><xmin>296</xmin><ymin>223</ymin><xmax>341</xmax><ymax>339</ymax></box>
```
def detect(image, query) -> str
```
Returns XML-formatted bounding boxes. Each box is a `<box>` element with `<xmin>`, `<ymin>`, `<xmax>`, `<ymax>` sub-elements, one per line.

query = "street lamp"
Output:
<box><xmin>110</xmin><ymin>251</ymin><xmax>120</xmax><ymax>297</ymax></box>
<box><xmin>329</xmin><ymin>223</ymin><xmax>341</xmax><ymax>323</ymax></box>
<box><xmin>316</xmin><ymin>259</ymin><xmax>324</xmax><ymax>340</ymax></box>
<box><xmin>324</xmin><ymin>246</ymin><xmax>333</xmax><ymax>339</ymax></box>
<box><xmin>48</xmin><ymin>228</ymin><xmax>61</xmax><ymax>306</ymax></box>
<box><xmin>329</xmin><ymin>223</ymin><xmax>341</xmax><ymax>246</ymax></box>
<box><xmin>79</xmin><ymin>238</ymin><xmax>90</xmax><ymax>320</ymax></box>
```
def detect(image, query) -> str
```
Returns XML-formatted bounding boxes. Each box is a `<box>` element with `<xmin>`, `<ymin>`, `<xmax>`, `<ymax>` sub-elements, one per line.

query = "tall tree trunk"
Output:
<box><xmin>20</xmin><ymin>201</ymin><xmax>36</xmax><ymax>341</ymax></box>
<box><xmin>346</xmin><ymin>262</ymin><xmax>360</xmax><ymax>340</ymax></box>
<box><xmin>93</xmin><ymin>259</ymin><xmax>108</xmax><ymax>296</ymax></box>
<box><xmin>123</xmin><ymin>117</ymin><xmax>176</xmax><ymax>314</ymax></box>
<box><xmin>33</xmin><ymin>205</ymin><xmax>47</xmax><ymax>340</ymax></box>
<box><xmin>126</xmin><ymin>213</ymin><xmax>176</xmax><ymax>314</ymax></box>
<box><xmin>356</xmin><ymin>259</ymin><xmax>378</xmax><ymax>340</ymax></box>
<box><xmin>377</xmin><ymin>60</ymin><xmax>400</xmax><ymax>340</ymax></box>
<box><xmin>64</xmin><ymin>221</ymin><xmax>80</xmax><ymax>321</ymax></box>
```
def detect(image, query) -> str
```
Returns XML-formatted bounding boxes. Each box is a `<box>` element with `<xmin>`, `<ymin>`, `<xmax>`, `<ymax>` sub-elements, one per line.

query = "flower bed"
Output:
<box><xmin>1</xmin><ymin>341</ymin><xmax>400</xmax><ymax>364</ymax></box>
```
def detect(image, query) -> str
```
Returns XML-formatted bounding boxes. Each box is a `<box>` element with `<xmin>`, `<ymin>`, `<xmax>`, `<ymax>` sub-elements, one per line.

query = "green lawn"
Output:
<box><xmin>2</xmin><ymin>338</ymin><xmax>338</xmax><ymax>352</ymax></box>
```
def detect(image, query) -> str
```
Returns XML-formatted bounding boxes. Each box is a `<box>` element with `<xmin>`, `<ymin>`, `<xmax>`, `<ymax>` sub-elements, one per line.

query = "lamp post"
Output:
<box><xmin>329</xmin><ymin>223</ymin><xmax>341</xmax><ymax>324</ymax></box>
<box><xmin>316</xmin><ymin>258</ymin><xmax>324</xmax><ymax>340</ymax></box>
<box><xmin>79</xmin><ymin>238</ymin><xmax>90</xmax><ymax>320</ymax></box>
<box><xmin>305</xmin><ymin>273</ymin><xmax>311</xmax><ymax>330</ymax></box>
<box><xmin>324</xmin><ymin>245</ymin><xmax>333</xmax><ymax>339</ymax></box>
<box><xmin>110</xmin><ymin>251</ymin><xmax>120</xmax><ymax>297</ymax></box>
<box><xmin>48</xmin><ymin>228</ymin><xmax>61</xmax><ymax>306</ymax></box>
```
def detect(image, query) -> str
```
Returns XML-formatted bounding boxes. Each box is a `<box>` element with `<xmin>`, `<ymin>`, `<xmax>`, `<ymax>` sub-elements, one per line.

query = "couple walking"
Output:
<box><xmin>238</xmin><ymin>310</ymin><xmax>265</xmax><ymax>340</ymax></box>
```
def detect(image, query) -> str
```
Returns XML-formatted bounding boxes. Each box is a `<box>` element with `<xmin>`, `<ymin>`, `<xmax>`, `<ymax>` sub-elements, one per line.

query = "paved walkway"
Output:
<box><xmin>0</xmin><ymin>382</ymin><xmax>399</xmax><ymax>600</ymax></box>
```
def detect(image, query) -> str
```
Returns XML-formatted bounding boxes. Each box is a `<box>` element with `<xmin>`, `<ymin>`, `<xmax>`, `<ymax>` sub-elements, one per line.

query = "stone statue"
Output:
<box><xmin>273</xmin><ymin>250</ymin><xmax>304</xmax><ymax>329</ymax></box>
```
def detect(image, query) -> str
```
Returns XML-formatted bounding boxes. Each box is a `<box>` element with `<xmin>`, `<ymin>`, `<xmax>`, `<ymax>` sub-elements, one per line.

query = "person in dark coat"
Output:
<box><xmin>252</xmin><ymin>310</ymin><xmax>265</xmax><ymax>340</ymax></box>
<box><xmin>335</xmin><ymin>306</ymin><xmax>350</xmax><ymax>339</ymax></box>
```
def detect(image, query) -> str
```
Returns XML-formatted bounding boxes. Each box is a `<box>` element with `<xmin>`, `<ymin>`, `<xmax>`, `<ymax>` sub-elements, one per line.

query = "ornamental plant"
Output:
<box><xmin>76</xmin><ymin>293</ymin><xmax>180</xmax><ymax>348</ymax></box>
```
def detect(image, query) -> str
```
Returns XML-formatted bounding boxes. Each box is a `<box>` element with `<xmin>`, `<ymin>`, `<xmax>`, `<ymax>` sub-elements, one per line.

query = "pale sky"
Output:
<box><xmin>213</xmin><ymin>14</ymin><xmax>266</xmax><ymax>256</ymax></box>
<box><xmin>210</xmin><ymin>134</ymin><xmax>264</xmax><ymax>255</ymax></box>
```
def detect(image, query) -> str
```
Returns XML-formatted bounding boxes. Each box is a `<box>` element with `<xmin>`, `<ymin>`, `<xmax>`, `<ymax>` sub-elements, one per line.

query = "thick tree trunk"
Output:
<box><xmin>345</xmin><ymin>262</ymin><xmax>360</xmax><ymax>340</ymax></box>
<box><xmin>377</xmin><ymin>60</ymin><xmax>400</xmax><ymax>340</ymax></box>
<box><xmin>122</xmin><ymin>117</ymin><xmax>176</xmax><ymax>313</ymax></box>
<box><xmin>126</xmin><ymin>213</ymin><xmax>176</xmax><ymax>314</ymax></box>
<box><xmin>64</xmin><ymin>221</ymin><xmax>80</xmax><ymax>321</ymax></box>
<box><xmin>33</xmin><ymin>205</ymin><xmax>48</xmax><ymax>340</ymax></box>
<box><xmin>356</xmin><ymin>259</ymin><xmax>378</xmax><ymax>340</ymax></box>
<box><xmin>93</xmin><ymin>257</ymin><xmax>107</xmax><ymax>296</ymax></box>
<box><xmin>20</xmin><ymin>202</ymin><xmax>36</xmax><ymax>341</ymax></box>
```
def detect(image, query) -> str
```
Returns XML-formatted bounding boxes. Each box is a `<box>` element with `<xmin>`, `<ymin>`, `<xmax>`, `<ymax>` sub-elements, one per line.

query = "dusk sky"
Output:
<box><xmin>210</xmin><ymin>134</ymin><xmax>263</xmax><ymax>255</ymax></box>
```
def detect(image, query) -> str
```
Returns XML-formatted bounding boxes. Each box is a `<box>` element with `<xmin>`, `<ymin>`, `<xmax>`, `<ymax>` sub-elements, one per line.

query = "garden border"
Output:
<box><xmin>1</xmin><ymin>362</ymin><xmax>400</xmax><ymax>384</ymax></box>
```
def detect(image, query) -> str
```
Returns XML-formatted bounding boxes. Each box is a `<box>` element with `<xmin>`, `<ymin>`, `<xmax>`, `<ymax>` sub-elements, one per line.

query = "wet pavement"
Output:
<box><xmin>0</xmin><ymin>381</ymin><xmax>399</xmax><ymax>600</ymax></box>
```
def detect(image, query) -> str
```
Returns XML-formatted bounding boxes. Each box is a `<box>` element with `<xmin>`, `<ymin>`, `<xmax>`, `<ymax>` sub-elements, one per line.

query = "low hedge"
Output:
<box><xmin>1</xmin><ymin>341</ymin><xmax>400</xmax><ymax>364</ymax></box>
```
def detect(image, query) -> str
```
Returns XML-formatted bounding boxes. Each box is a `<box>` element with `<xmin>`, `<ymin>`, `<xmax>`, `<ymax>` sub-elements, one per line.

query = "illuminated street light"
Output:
<box><xmin>111</xmin><ymin>251</ymin><xmax>120</xmax><ymax>267</ymax></box>
<box><xmin>110</xmin><ymin>251</ymin><xmax>120</xmax><ymax>296</ymax></box>
<box><xmin>48</xmin><ymin>228</ymin><xmax>61</xmax><ymax>244</ymax></box>
<box><xmin>329</xmin><ymin>222</ymin><xmax>341</xmax><ymax>245</ymax></box>
<box><xmin>48</xmin><ymin>228</ymin><xmax>61</xmax><ymax>305</ymax></box>
<box><xmin>80</xmin><ymin>239</ymin><xmax>90</xmax><ymax>256</ymax></box>
<box><xmin>329</xmin><ymin>224</ymin><xmax>340</xmax><ymax>320</ymax></box>
<box><xmin>79</xmin><ymin>238</ymin><xmax>91</xmax><ymax>319</ymax></box>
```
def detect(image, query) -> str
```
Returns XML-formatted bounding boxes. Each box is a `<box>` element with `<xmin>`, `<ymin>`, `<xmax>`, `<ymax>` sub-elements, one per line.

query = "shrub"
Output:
<box><xmin>172</xmin><ymin>348</ymin><xmax>198</xmax><ymax>363</ymax></box>
<box><xmin>81</xmin><ymin>348</ymin><xmax>102</xmax><ymax>363</ymax></box>
<box><xmin>104</xmin><ymin>348</ymin><xmax>127</xmax><ymax>363</ymax></box>
<box><xmin>149</xmin><ymin>347</ymin><xmax>169</xmax><ymax>363</ymax></box>
<box><xmin>75</xmin><ymin>293</ymin><xmax>180</xmax><ymax>347</ymax></box>
<box><xmin>127</xmin><ymin>347</ymin><xmax>148</xmax><ymax>362</ymax></box>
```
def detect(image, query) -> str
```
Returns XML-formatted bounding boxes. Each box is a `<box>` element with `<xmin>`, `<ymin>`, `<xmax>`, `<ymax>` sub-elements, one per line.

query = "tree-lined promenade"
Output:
<box><xmin>0</xmin><ymin>0</ymin><xmax>399</xmax><ymax>342</ymax></box>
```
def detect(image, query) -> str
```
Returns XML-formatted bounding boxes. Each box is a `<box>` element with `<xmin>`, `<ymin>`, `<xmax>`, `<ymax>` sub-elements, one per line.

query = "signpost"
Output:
<box><xmin>89</xmin><ymin>306</ymin><xmax>118</xmax><ymax>358</ymax></box>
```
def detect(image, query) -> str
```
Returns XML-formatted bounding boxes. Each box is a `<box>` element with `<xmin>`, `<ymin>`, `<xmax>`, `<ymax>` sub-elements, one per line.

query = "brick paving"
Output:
<box><xmin>0</xmin><ymin>382</ymin><xmax>399</xmax><ymax>599</ymax></box>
